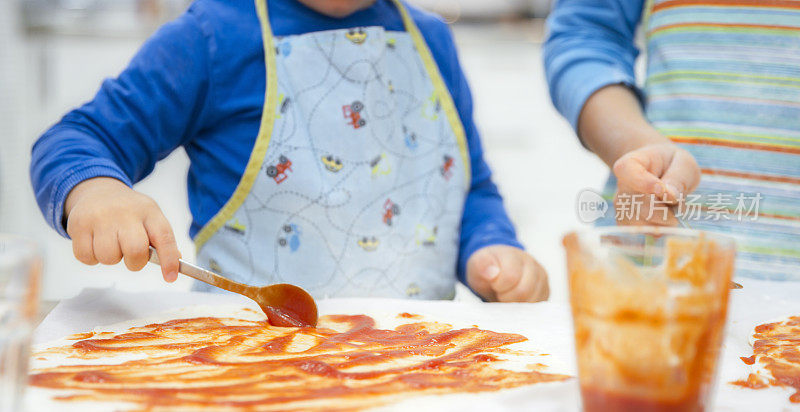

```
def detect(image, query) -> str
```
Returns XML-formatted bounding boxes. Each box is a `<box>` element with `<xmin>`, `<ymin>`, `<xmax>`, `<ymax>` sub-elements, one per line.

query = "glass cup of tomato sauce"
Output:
<box><xmin>563</xmin><ymin>227</ymin><xmax>735</xmax><ymax>412</ymax></box>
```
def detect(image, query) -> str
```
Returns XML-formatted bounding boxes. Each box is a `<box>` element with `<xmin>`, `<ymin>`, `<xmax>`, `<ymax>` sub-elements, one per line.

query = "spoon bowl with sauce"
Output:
<box><xmin>148</xmin><ymin>247</ymin><xmax>317</xmax><ymax>327</ymax></box>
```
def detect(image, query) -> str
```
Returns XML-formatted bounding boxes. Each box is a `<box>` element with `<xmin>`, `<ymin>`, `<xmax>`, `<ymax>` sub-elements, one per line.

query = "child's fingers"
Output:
<box><xmin>487</xmin><ymin>251</ymin><xmax>524</xmax><ymax>297</ymax></box>
<box><xmin>494</xmin><ymin>255</ymin><xmax>549</xmax><ymax>303</ymax></box>
<box><xmin>144</xmin><ymin>212</ymin><xmax>180</xmax><ymax>283</ymax></box>
<box><xmin>71</xmin><ymin>231</ymin><xmax>98</xmax><ymax>265</ymax></box>
<box><xmin>612</xmin><ymin>153</ymin><xmax>664</xmax><ymax>198</ymax></box>
<box><xmin>119</xmin><ymin>224</ymin><xmax>150</xmax><ymax>271</ymax></box>
<box><xmin>496</xmin><ymin>276</ymin><xmax>532</xmax><ymax>302</ymax></box>
<box><xmin>66</xmin><ymin>211</ymin><xmax>98</xmax><ymax>265</ymax></box>
<box><xmin>465</xmin><ymin>248</ymin><xmax>501</xmax><ymax>301</ymax></box>
<box><xmin>660</xmin><ymin>148</ymin><xmax>700</xmax><ymax>202</ymax></box>
<box><xmin>467</xmin><ymin>247</ymin><xmax>548</xmax><ymax>303</ymax></box>
<box><xmin>527</xmin><ymin>260</ymin><xmax>550</xmax><ymax>302</ymax></box>
<box><xmin>93</xmin><ymin>228</ymin><xmax>123</xmax><ymax>265</ymax></box>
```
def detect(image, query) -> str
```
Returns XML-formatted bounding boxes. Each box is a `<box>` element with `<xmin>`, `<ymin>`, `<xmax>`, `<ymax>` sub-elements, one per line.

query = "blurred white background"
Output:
<box><xmin>0</xmin><ymin>0</ymin><xmax>607</xmax><ymax>303</ymax></box>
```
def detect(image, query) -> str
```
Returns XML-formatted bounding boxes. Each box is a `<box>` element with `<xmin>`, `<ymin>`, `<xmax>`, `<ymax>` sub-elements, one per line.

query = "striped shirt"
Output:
<box><xmin>545</xmin><ymin>0</ymin><xmax>800</xmax><ymax>281</ymax></box>
<box><xmin>641</xmin><ymin>0</ymin><xmax>800</xmax><ymax>280</ymax></box>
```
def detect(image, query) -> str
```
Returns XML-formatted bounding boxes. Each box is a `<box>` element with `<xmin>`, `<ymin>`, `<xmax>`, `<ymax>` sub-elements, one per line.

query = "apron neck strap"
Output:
<box><xmin>391</xmin><ymin>0</ymin><xmax>471</xmax><ymax>184</ymax></box>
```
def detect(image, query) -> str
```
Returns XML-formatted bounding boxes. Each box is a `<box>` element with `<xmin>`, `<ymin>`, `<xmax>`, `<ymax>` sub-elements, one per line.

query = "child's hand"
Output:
<box><xmin>612</xmin><ymin>143</ymin><xmax>700</xmax><ymax>226</ymax></box>
<box><xmin>576</xmin><ymin>85</ymin><xmax>701</xmax><ymax>226</ymax></box>
<box><xmin>64</xmin><ymin>177</ymin><xmax>181</xmax><ymax>282</ymax></box>
<box><xmin>466</xmin><ymin>245</ymin><xmax>549</xmax><ymax>302</ymax></box>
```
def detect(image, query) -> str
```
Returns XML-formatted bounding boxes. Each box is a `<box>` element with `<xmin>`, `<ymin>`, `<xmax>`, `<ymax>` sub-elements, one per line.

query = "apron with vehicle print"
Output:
<box><xmin>193</xmin><ymin>0</ymin><xmax>471</xmax><ymax>298</ymax></box>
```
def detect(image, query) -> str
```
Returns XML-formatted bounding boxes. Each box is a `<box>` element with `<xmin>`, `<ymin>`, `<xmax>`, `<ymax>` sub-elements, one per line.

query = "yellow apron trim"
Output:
<box><xmin>194</xmin><ymin>0</ymin><xmax>278</xmax><ymax>251</ymax></box>
<box><xmin>392</xmin><ymin>0</ymin><xmax>472</xmax><ymax>187</ymax></box>
<box><xmin>643</xmin><ymin>0</ymin><xmax>655</xmax><ymax>41</ymax></box>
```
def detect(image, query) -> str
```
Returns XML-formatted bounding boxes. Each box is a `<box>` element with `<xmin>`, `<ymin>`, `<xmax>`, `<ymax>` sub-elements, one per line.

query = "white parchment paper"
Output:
<box><xmin>713</xmin><ymin>278</ymin><xmax>800</xmax><ymax>411</ymax></box>
<box><xmin>31</xmin><ymin>288</ymin><xmax>578</xmax><ymax>411</ymax></box>
<box><xmin>29</xmin><ymin>278</ymin><xmax>800</xmax><ymax>411</ymax></box>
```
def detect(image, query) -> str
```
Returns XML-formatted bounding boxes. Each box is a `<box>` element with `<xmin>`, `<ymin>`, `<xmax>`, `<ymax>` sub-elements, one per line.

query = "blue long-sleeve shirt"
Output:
<box><xmin>30</xmin><ymin>0</ymin><xmax>522</xmax><ymax>285</ymax></box>
<box><xmin>543</xmin><ymin>0</ymin><xmax>645</xmax><ymax>130</ymax></box>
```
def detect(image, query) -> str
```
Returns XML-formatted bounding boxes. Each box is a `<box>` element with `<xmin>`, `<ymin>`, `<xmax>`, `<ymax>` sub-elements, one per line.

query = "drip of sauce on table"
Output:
<box><xmin>732</xmin><ymin>315</ymin><xmax>800</xmax><ymax>403</ymax></box>
<box><xmin>30</xmin><ymin>314</ymin><xmax>569</xmax><ymax>411</ymax></box>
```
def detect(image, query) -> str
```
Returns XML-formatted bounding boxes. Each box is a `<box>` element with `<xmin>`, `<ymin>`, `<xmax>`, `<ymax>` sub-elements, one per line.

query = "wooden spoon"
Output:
<box><xmin>148</xmin><ymin>247</ymin><xmax>318</xmax><ymax>327</ymax></box>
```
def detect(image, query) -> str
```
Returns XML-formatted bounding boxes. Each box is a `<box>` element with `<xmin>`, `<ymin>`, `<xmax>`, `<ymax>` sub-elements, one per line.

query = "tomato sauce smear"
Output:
<box><xmin>731</xmin><ymin>315</ymin><xmax>800</xmax><ymax>404</ymax></box>
<box><xmin>30</xmin><ymin>314</ymin><xmax>569</xmax><ymax>411</ymax></box>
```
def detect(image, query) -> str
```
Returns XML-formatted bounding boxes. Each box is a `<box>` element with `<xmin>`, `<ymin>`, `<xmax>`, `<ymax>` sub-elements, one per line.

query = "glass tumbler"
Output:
<box><xmin>0</xmin><ymin>236</ymin><xmax>41</xmax><ymax>412</ymax></box>
<box><xmin>563</xmin><ymin>227</ymin><xmax>735</xmax><ymax>412</ymax></box>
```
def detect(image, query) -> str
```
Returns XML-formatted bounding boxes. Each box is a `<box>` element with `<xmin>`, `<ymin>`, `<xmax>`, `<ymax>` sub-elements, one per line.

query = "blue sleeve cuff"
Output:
<box><xmin>555</xmin><ymin>61</ymin><xmax>639</xmax><ymax>131</ymax></box>
<box><xmin>49</xmin><ymin>162</ymin><xmax>133</xmax><ymax>238</ymax></box>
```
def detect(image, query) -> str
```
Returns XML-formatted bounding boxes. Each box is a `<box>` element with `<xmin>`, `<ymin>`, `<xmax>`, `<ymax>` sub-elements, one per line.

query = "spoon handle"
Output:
<box><xmin>668</xmin><ymin>210</ymin><xmax>743</xmax><ymax>289</ymax></box>
<box><xmin>148</xmin><ymin>247</ymin><xmax>253</xmax><ymax>296</ymax></box>
<box><xmin>670</xmin><ymin>205</ymin><xmax>692</xmax><ymax>229</ymax></box>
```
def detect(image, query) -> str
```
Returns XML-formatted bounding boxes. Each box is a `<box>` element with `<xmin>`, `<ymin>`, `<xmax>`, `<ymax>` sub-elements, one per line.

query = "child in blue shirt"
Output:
<box><xmin>30</xmin><ymin>0</ymin><xmax>549</xmax><ymax>301</ymax></box>
<box><xmin>544</xmin><ymin>0</ymin><xmax>800</xmax><ymax>281</ymax></box>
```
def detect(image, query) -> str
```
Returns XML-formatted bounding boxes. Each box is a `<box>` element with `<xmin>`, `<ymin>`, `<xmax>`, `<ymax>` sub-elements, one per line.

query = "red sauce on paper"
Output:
<box><xmin>30</xmin><ymin>314</ymin><xmax>568</xmax><ymax>411</ymax></box>
<box><xmin>732</xmin><ymin>315</ymin><xmax>800</xmax><ymax>403</ymax></box>
<box><xmin>740</xmin><ymin>355</ymin><xmax>756</xmax><ymax>365</ymax></box>
<box><xmin>731</xmin><ymin>372</ymin><xmax>769</xmax><ymax>390</ymax></box>
<box><xmin>66</xmin><ymin>332</ymin><xmax>95</xmax><ymax>340</ymax></box>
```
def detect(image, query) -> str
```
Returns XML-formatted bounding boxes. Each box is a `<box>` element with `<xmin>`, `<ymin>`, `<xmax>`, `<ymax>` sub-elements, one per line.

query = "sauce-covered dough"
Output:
<box><xmin>30</xmin><ymin>313</ymin><xmax>569</xmax><ymax>411</ymax></box>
